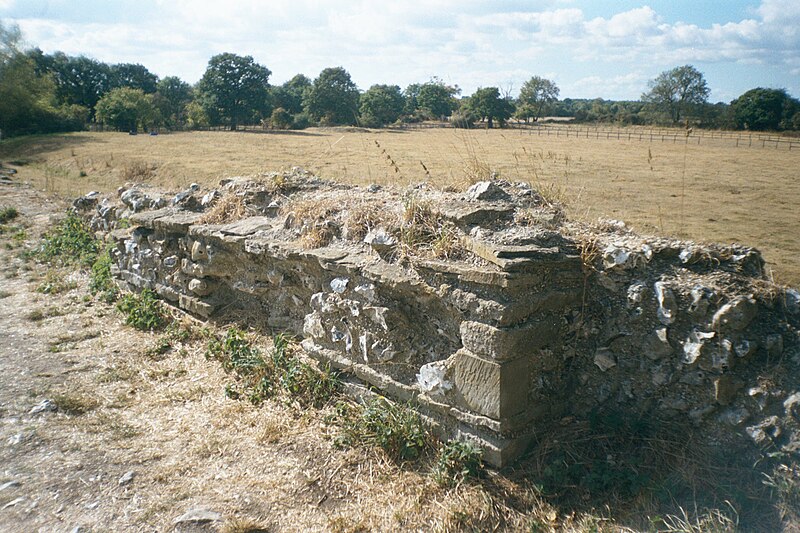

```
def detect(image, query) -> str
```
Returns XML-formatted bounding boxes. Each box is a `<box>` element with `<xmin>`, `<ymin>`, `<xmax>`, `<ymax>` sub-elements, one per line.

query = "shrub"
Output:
<box><xmin>291</xmin><ymin>112</ymin><xmax>311</xmax><ymax>130</ymax></box>
<box><xmin>450</xmin><ymin>112</ymin><xmax>476</xmax><ymax>129</ymax></box>
<box><xmin>116</xmin><ymin>288</ymin><xmax>168</xmax><ymax>331</ymax></box>
<box><xmin>270</xmin><ymin>107</ymin><xmax>292</xmax><ymax>129</ymax></box>
<box><xmin>433</xmin><ymin>440</ymin><xmax>484</xmax><ymax>487</ymax></box>
<box><xmin>0</xmin><ymin>206</ymin><xmax>19</xmax><ymax>224</ymax></box>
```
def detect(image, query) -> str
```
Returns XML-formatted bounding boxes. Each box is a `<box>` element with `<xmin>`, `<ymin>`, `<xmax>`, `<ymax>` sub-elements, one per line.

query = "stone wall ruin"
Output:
<box><xmin>84</xmin><ymin>169</ymin><xmax>800</xmax><ymax>467</ymax></box>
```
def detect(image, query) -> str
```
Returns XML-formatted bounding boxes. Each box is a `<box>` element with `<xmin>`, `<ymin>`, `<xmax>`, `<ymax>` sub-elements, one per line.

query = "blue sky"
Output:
<box><xmin>2</xmin><ymin>0</ymin><xmax>798</xmax><ymax>102</ymax></box>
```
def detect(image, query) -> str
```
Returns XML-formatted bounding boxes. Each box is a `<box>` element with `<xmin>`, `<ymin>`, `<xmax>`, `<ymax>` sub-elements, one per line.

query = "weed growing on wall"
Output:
<box><xmin>206</xmin><ymin>329</ymin><xmax>339</xmax><ymax>408</ymax></box>
<box><xmin>89</xmin><ymin>246</ymin><xmax>119</xmax><ymax>302</ymax></box>
<box><xmin>433</xmin><ymin>440</ymin><xmax>484</xmax><ymax>487</ymax></box>
<box><xmin>116</xmin><ymin>288</ymin><xmax>168</xmax><ymax>331</ymax></box>
<box><xmin>333</xmin><ymin>396</ymin><xmax>430</xmax><ymax>463</ymax></box>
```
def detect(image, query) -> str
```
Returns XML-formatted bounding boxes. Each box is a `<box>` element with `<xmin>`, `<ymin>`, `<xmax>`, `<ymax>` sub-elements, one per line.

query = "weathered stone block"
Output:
<box><xmin>178</xmin><ymin>294</ymin><xmax>214</xmax><ymax>318</ymax></box>
<box><xmin>459</xmin><ymin>318</ymin><xmax>559</xmax><ymax>361</ymax></box>
<box><xmin>453</xmin><ymin>348</ymin><xmax>530</xmax><ymax>420</ymax></box>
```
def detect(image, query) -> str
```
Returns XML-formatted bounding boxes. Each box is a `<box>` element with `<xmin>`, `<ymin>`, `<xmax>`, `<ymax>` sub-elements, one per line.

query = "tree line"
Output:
<box><xmin>2</xmin><ymin>21</ymin><xmax>799</xmax><ymax>138</ymax></box>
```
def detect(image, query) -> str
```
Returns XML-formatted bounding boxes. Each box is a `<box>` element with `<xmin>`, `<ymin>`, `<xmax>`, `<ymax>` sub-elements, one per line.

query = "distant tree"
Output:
<box><xmin>359</xmin><ymin>84</ymin><xmax>404</xmax><ymax>127</ymax></box>
<box><xmin>642</xmin><ymin>65</ymin><xmax>710</xmax><ymax>124</ymax></box>
<box><xmin>416</xmin><ymin>78</ymin><xmax>460</xmax><ymax>119</ymax></box>
<box><xmin>464</xmin><ymin>87</ymin><xmax>514</xmax><ymax>128</ymax></box>
<box><xmin>1</xmin><ymin>21</ymin><xmax>22</xmax><ymax>60</ymax></box>
<box><xmin>303</xmin><ymin>67</ymin><xmax>360</xmax><ymax>125</ymax></box>
<box><xmin>110</xmin><ymin>63</ymin><xmax>158</xmax><ymax>93</ymax></box>
<box><xmin>29</xmin><ymin>52</ymin><xmax>112</xmax><ymax>117</ymax></box>
<box><xmin>402</xmin><ymin>83</ymin><xmax>421</xmax><ymax>116</ymax></box>
<box><xmin>185</xmin><ymin>100</ymin><xmax>210</xmax><ymax>129</ymax></box>
<box><xmin>516</xmin><ymin>76</ymin><xmax>559</xmax><ymax>122</ymax></box>
<box><xmin>154</xmin><ymin>76</ymin><xmax>193</xmax><ymax>129</ymax></box>
<box><xmin>95</xmin><ymin>87</ymin><xmax>160</xmax><ymax>132</ymax></box>
<box><xmin>731</xmin><ymin>88</ymin><xmax>800</xmax><ymax>131</ymax></box>
<box><xmin>269</xmin><ymin>107</ymin><xmax>292</xmax><ymax>129</ymax></box>
<box><xmin>270</xmin><ymin>74</ymin><xmax>311</xmax><ymax>116</ymax></box>
<box><xmin>1</xmin><ymin>22</ymin><xmax>86</xmax><ymax>137</ymax></box>
<box><xmin>197</xmin><ymin>53</ymin><xmax>271</xmax><ymax>130</ymax></box>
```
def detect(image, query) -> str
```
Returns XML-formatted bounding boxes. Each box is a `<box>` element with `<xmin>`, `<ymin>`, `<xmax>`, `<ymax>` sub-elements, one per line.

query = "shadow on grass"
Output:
<box><xmin>0</xmin><ymin>133</ymin><xmax>95</xmax><ymax>163</ymax></box>
<box><xmin>216</xmin><ymin>128</ymin><xmax>324</xmax><ymax>137</ymax></box>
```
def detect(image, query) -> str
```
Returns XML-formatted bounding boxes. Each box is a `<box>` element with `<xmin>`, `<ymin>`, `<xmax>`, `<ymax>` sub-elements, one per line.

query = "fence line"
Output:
<box><xmin>519</xmin><ymin>124</ymin><xmax>798</xmax><ymax>150</ymax></box>
<box><xmin>87</xmin><ymin>122</ymin><xmax>799</xmax><ymax>151</ymax></box>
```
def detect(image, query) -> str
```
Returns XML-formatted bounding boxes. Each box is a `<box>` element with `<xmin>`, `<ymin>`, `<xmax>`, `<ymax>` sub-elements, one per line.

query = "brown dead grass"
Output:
<box><xmin>198</xmin><ymin>193</ymin><xmax>248</xmax><ymax>224</ymax></box>
<box><xmin>2</xmin><ymin>127</ymin><xmax>799</xmax><ymax>285</ymax></box>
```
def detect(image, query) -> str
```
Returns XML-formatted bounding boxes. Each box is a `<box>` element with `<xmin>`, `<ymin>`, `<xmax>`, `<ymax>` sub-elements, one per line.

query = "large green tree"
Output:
<box><xmin>464</xmin><ymin>87</ymin><xmax>515</xmax><ymax>129</ymax></box>
<box><xmin>303</xmin><ymin>67</ymin><xmax>360</xmax><ymax>126</ymax></box>
<box><xmin>731</xmin><ymin>88</ymin><xmax>799</xmax><ymax>131</ymax></box>
<box><xmin>27</xmin><ymin>51</ymin><xmax>111</xmax><ymax>117</ymax></box>
<box><xmin>1</xmin><ymin>23</ymin><xmax>86</xmax><ymax>137</ymax></box>
<box><xmin>517</xmin><ymin>76</ymin><xmax>559</xmax><ymax>122</ymax></box>
<box><xmin>359</xmin><ymin>84</ymin><xmax>404</xmax><ymax>127</ymax></box>
<box><xmin>95</xmin><ymin>87</ymin><xmax>160</xmax><ymax>132</ymax></box>
<box><xmin>270</xmin><ymin>74</ymin><xmax>311</xmax><ymax>116</ymax></box>
<box><xmin>154</xmin><ymin>76</ymin><xmax>193</xmax><ymax>128</ymax></box>
<box><xmin>110</xmin><ymin>63</ymin><xmax>158</xmax><ymax>93</ymax></box>
<box><xmin>417</xmin><ymin>78</ymin><xmax>460</xmax><ymax>119</ymax></box>
<box><xmin>197</xmin><ymin>53</ymin><xmax>271</xmax><ymax>130</ymax></box>
<box><xmin>641</xmin><ymin>65</ymin><xmax>710</xmax><ymax>124</ymax></box>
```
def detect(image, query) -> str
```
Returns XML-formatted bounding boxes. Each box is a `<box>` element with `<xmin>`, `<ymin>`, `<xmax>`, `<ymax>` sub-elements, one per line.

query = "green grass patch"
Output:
<box><xmin>116</xmin><ymin>288</ymin><xmax>168</xmax><ymax>331</ymax></box>
<box><xmin>433</xmin><ymin>439</ymin><xmax>484</xmax><ymax>487</ymax></box>
<box><xmin>333</xmin><ymin>396</ymin><xmax>430</xmax><ymax>463</ymax></box>
<box><xmin>206</xmin><ymin>329</ymin><xmax>338</xmax><ymax>408</ymax></box>
<box><xmin>35</xmin><ymin>269</ymin><xmax>78</xmax><ymax>294</ymax></box>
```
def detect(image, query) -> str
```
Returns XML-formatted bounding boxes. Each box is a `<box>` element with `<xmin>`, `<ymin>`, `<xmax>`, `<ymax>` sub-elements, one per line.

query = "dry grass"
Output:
<box><xmin>122</xmin><ymin>159</ymin><xmax>158</xmax><ymax>181</ymax></box>
<box><xmin>2</xmin><ymin>127</ymin><xmax>799</xmax><ymax>285</ymax></box>
<box><xmin>198</xmin><ymin>193</ymin><xmax>248</xmax><ymax>224</ymax></box>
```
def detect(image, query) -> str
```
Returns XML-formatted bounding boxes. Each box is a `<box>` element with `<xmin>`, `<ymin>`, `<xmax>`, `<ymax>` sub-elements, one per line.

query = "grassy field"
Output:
<box><xmin>2</xmin><ymin>126</ymin><xmax>799</xmax><ymax>286</ymax></box>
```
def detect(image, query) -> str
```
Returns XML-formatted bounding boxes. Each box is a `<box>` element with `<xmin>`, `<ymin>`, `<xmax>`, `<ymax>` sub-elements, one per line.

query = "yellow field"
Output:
<box><xmin>2</xmin><ymin>126</ymin><xmax>799</xmax><ymax>286</ymax></box>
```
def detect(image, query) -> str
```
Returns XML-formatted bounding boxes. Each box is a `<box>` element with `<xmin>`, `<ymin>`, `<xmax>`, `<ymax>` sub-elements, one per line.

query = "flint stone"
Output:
<box><xmin>654</xmin><ymin>281</ymin><xmax>677</xmax><ymax>325</ymax></box>
<box><xmin>453</xmin><ymin>349</ymin><xmax>530</xmax><ymax>420</ymax></box>
<box><xmin>784</xmin><ymin>392</ymin><xmax>800</xmax><ymax>416</ymax></box>
<box><xmin>765</xmin><ymin>333</ymin><xmax>784</xmax><ymax>358</ymax></box>
<box><xmin>29</xmin><ymin>399</ymin><xmax>56</xmax><ymax>414</ymax></box>
<box><xmin>363</xmin><ymin>228</ymin><xmax>396</xmax><ymax>252</ymax></box>
<box><xmin>467</xmin><ymin>181</ymin><xmax>511</xmax><ymax>202</ymax></box>
<box><xmin>188</xmin><ymin>278</ymin><xmax>213</xmax><ymax>296</ymax></box>
<box><xmin>594</xmin><ymin>348</ymin><xmax>617</xmax><ymax>372</ymax></box>
<box><xmin>191</xmin><ymin>241</ymin><xmax>208</xmax><ymax>262</ymax></box>
<box><xmin>643</xmin><ymin>327</ymin><xmax>672</xmax><ymax>361</ymax></box>
<box><xmin>459</xmin><ymin>318</ymin><xmax>559</xmax><ymax>361</ymax></box>
<box><xmin>174</xmin><ymin>508</ymin><xmax>222</xmax><ymax>525</ymax></box>
<box><xmin>711</xmin><ymin>296</ymin><xmax>757</xmax><ymax>332</ymax></box>
<box><xmin>714</xmin><ymin>375</ymin><xmax>743</xmax><ymax>405</ymax></box>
